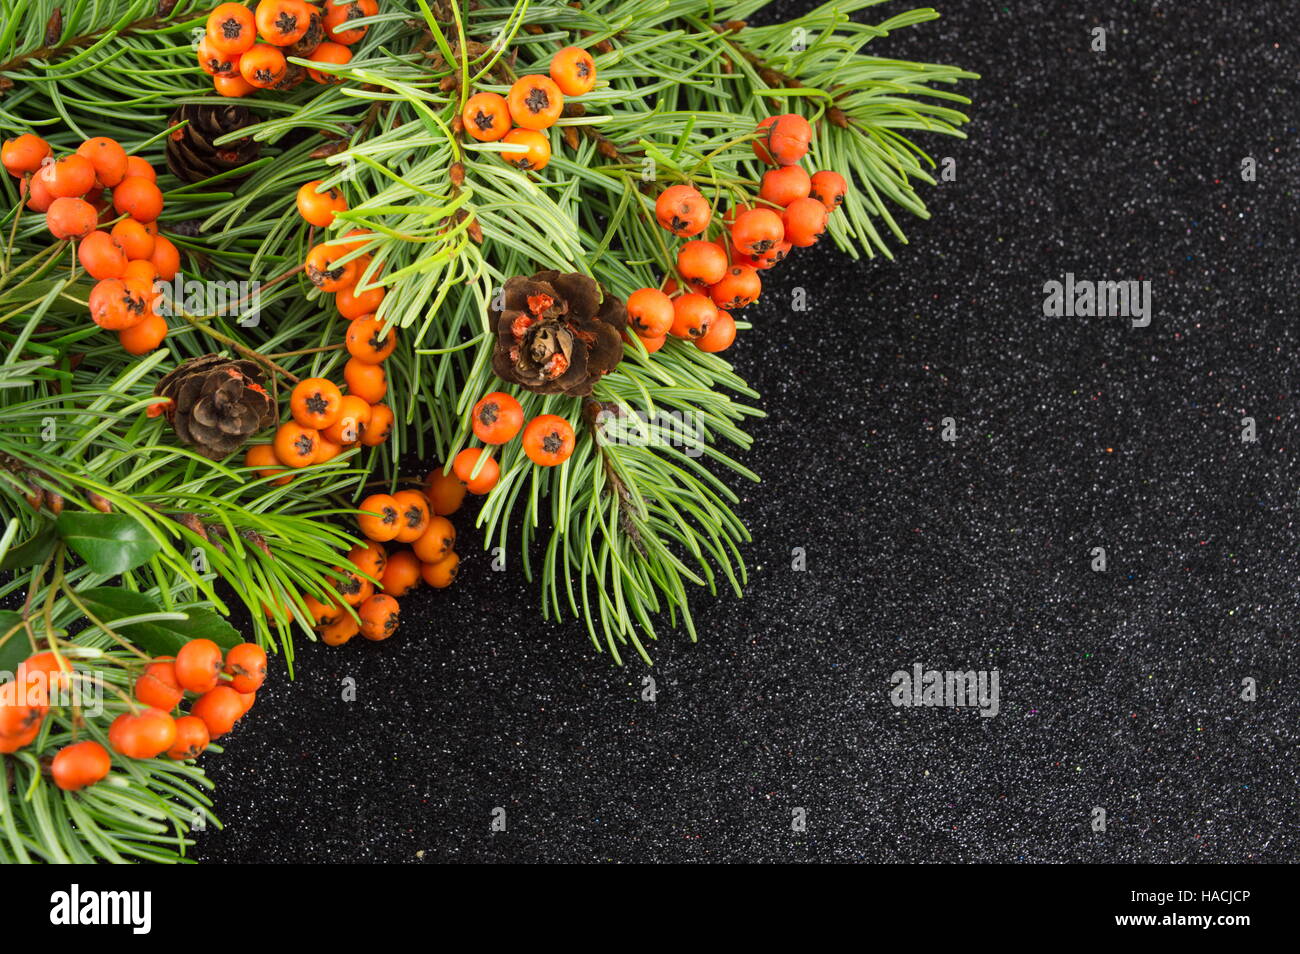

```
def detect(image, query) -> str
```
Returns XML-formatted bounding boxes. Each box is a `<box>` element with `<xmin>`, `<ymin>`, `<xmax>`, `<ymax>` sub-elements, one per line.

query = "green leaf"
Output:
<box><xmin>0</xmin><ymin>611</ymin><xmax>31</xmax><ymax>676</ymax></box>
<box><xmin>0</xmin><ymin>522</ymin><xmax>57</xmax><ymax>570</ymax></box>
<box><xmin>55</xmin><ymin>512</ymin><xmax>161</xmax><ymax>576</ymax></box>
<box><xmin>77</xmin><ymin>588</ymin><xmax>241</xmax><ymax>657</ymax></box>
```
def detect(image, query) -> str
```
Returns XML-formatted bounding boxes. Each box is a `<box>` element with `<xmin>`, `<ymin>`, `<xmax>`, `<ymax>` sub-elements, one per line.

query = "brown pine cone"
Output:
<box><xmin>165</xmin><ymin>104</ymin><xmax>261</xmax><ymax>184</ymax></box>
<box><xmin>490</xmin><ymin>272</ymin><xmax>626</xmax><ymax>396</ymax></box>
<box><xmin>154</xmin><ymin>355</ymin><xmax>277</xmax><ymax>460</ymax></box>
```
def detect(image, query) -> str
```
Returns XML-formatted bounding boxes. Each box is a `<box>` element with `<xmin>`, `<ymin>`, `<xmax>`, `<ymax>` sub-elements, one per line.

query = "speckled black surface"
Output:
<box><xmin>193</xmin><ymin>0</ymin><xmax>1300</xmax><ymax>863</ymax></box>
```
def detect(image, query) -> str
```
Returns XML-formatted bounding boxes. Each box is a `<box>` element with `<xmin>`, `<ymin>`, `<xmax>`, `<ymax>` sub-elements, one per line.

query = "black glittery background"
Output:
<box><xmin>193</xmin><ymin>0</ymin><xmax>1300</xmax><ymax>863</ymax></box>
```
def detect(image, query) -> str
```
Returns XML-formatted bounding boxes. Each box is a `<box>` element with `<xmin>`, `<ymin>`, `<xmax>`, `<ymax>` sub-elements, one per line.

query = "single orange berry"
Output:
<box><xmin>150</xmin><ymin>235</ymin><xmax>181</xmax><ymax>281</ymax></box>
<box><xmin>318</xmin><ymin>613</ymin><xmax>359</xmax><ymax>646</ymax></box>
<box><xmin>709</xmin><ymin>265</ymin><xmax>761</xmax><ymax>310</ymax></box>
<box><xmin>421</xmin><ymin>551</ymin><xmax>460</xmax><ymax>588</ymax></box>
<box><xmin>112</xmin><ymin>176</ymin><xmax>164</xmax><ymax>222</ymax></box>
<box><xmin>306</xmin><ymin>40</ymin><xmax>352</xmax><ymax>82</ymax></box>
<box><xmin>239</xmin><ymin>43</ymin><xmax>287</xmax><ymax>88</ymax></box>
<box><xmin>522</xmin><ymin>414</ymin><xmax>576</xmax><ymax>467</ymax></box>
<box><xmin>224</xmin><ymin>642</ymin><xmax>268</xmax><ymax>693</ymax></box>
<box><xmin>669</xmin><ymin>292</ymin><xmax>716</xmax><ymax>340</ymax></box>
<box><xmin>347</xmin><ymin>540</ymin><xmax>387</xmax><ymax>581</ymax></box>
<box><xmin>215</xmin><ymin>72</ymin><xmax>258</xmax><ymax>97</ymax></box>
<box><xmin>52</xmin><ymin>741</ymin><xmax>112</xmax><ymax>791</ymax></box>
<box><xmin>296</xmin><ymin>179</ymin><xmax>347</xmax><ymax>227</ymax></box>
<box><xmin>332</xmin><ymin>566</ymin><xmax>373</xmax><ymax>606</ymax></box>
<box><xmin>135</xmin><ymin>660</ymin><xmax>184</xmax><ymax>711</ymax></box>
<box><xmin>359</xmin><ymin>402</ymin><xmax>393</xmax><ymax>446</ymax></box>
<box><xmin>322</xmin><ymin>394</ymin><xmax>370</xmax><ymax>444</ymax></box>
<box><xmin>358</xmin><ymin>594</ymin><xmax>400</xmax><ymax>641</ymax></box>
<box><xmin>753</xmin><ymin>113</ymin><xmax>812</xmax><ymax>166</ymax></box>
<box><xmin>507</xmin><ymin>74</ymin><xmax>564</xmax><ymax>130</ymax></box>
<box><xmin>1</xmin><ymin>134</ymin><xmax>51</xmax><ymax>177</ymax></box>
<box><xmin>290</xmin><ymin>377</ymin><xmax>343</xmax><ymax>429</ymax></box>
<box><xmin>501</xmin><ymin>128</ymin><xmax>551</xmax><ymax>172</ymax></box>
<box><xmin>696</xmin><ymin>308</ymin><xmax>736</xmax><ymax>353</ymax></box>
<box><xmin>89</xmin><ymin>278</ymin><xmax>150</xmax><ymax>330</ymax></box>
<box><xmin>119</xmin><ymin>311</ymin><xmax>167</xmax><ymax>353</ymax></box>
<box><xmin>461</xmin><ymin>92</ymin><xmax>511</xmax><ymax>142</ymax></box>
<box><xmin>198</xmin><ymin>34</ymin><xmax>241</xmax><ymax>77</ymax></box>
<box><xmin>305</xmin><ymin>242</ymin><xmax>357</xmax><ymax>292</ymax></box>
<box><xmin>77</xmin><ymin>230</ymin><xmax>127</xmax><ymax>279</ymax></box>
<box><xmin>451</xmin><ymin>447</ymin><xmax>499</xmax><ymax>494</ymax></box>
<box><xmin>676</xmin><ymin>240</ymin><xmax>728</xmax><ymax>289</ymax></box>
<box><xmin>471</xmin><ymin>391</ymin><xmax>524</xmax><ymax>444</ymax></box>
<box><xmin>167</xmin><ymin>715</ymin><xmax>210</xmax><ymax>760</ymax></box>
<box><xmin>626</xmin><ymin>287</ymin><xmax>675</xmax><ymax>337</ymax></box>
<box><xmin>731</xmin><ymin>207</ymin><xmax>785</xmax><ymax>256</ymax></box>
<box><xmin>122</xmin><ymin>259</ymin><xmax>158</xmax><ymax>283</ymax></box>
<box><xmin>108</xmin><ymin>708</ymin><xmax>177</xmax><ymax>759</ymax></box>
<box><xmin>781</xmin><ymin>196</ymin><xmax>829</xmax><ymax>247</ymax></box>
<box><xmin>46</xmin><ymin>197</ymin><xmax>97</xmax><ymax>240</ymax></box>
<box><xmin>40</xmin><ymin>154</ymin><xmax>95</xmax><ymax>198</ymax></box>
<box><xmin>655</xmin><ymin>184</ymin><xmax>711</xmax><ymax>237</ymax></box>
<box><xmin>273</xmin><ymin>421</ymin><xmax>320</xmax><ymax>467</ymax></box>
<box><xmin>390</xmin><ymin>489</ymin><xmax>431</xmax><ymax>544</ymax></box>
<box><xmin>637</xmin><ymin>333</ymin><xmax>667</xmax><ymax>354</ymax></box>
<box><xmin>759</xmin><ymin>165</ymin><xmax>811</xmax><ymax>207</ymax></box>
<box><xmin>425</xmin><ymin>468</ymin><xmax>466</xmax><ymax>515</ymax></box>
<box><xmin>111</xmin><ymin>218</ymin><xmax>155</xmax><ymax>261</ymax></box>
<box><xmin>345</xmin><ymin>317</ymin><xmax>395</xmax><ymax>363</ymax></box>
<box><xmin>411</xmin><ymin>515</ymin><xmax>455</xmax><ymax>564</ymax></box>
<box><xmin>256</xmin><ymin>0</ymin><xmax>314</xmax><ymax>45</ymax></box>
<box><xmin>808</xmin><ymin>170</ymin><xmax>847</xmax><ymax>211</ymax></box>
<box><xmin>76</xmin><ymin>137</ymin><xmax>128</xmax><ymax>188</ymax></box>
<box><xmin>245</xmin><ymin>443</ymin><xmax>292</xmax><ymax>485</ymax></box>
<box><xmin>323</xmin><ymin>0</ymin><xmax>376</xmax><ymax>45</ymax></box>
<box><xmin>343</xmin><ymin>357</ymin><xmax>386</xmax><ymax>403</ymax></box>
<box><xmin>336</xmin><ymin>281</ymin><xmax>384</xmax><ymax>319</ymax></box>
<box><xmin>190</xmin><ymin>685</ymin><xmax>245</xmax><ymax>739</ymax></box>
<box><xmin>357</xmin><ymin>492</ymin><xmax>401</xmax><ymax>542</ymax></box>
<box><xmin>550</xmin><ymin>46</ymin><xmax>597</xmax><ymax>96</ymax></box>
<box><xmin>380</xmin><ymin>549</ymin><xmax>422</xmax><ymax>596</ymax></box>
<box><xmin>175</xmin><ymin>638</ymin><xmax>224</xmax><ymax>693</ymax></box>
<box><xmin>208</xmin><ymin>2</ymin><xmax>257</xmax><ymax>55</ymax></box>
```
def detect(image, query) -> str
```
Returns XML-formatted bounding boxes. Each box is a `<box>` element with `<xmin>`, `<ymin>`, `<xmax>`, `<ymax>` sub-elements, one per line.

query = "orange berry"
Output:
<box><xmin>462</xmin><ymin>92</ymin><xmax>511</xmax><ymax>142</ymax></box>
<box><xmin>273</xmin><ymin>421</ymin><xmax>320</xmax><ymax>467</ymax></box>
<box><xmin>709</xmin><ymin>265</ymin><xmax>761</xmax><ymax>310</ymax></box>
<box><xmin>781</xmin><ymin>196</ymin><xmax>829</xmax><ymax>247</ymax></box>
<box><xmin>522</xmin><ymin>414</ymin><xmax>576</xmax><ymax>467</ymax></box>
<box><xmin>76</xmin><ymin>137</ymin><xmax>128</xmax><ymax>188</ymax></box>
<box><xmin>198</xmin><ymin>34</ymin><xmax>241</xmax><ymax>77</ymax></box>
<box><xmin>306</xmin><ymin>40</ymin><xmax>352</xmax><ymax>82</ymax></box>
<box><xmin>550</xmin><ymin>46</ymin><xmax>597</xmax><ymax>96</ymax></box>
<box><xmin>731</xmin><ymin>207</ymin><xmax>785</xmax><ymax>257</ymax></box>
<box><xmin>332</xmin><ymin>566</ymin><xmax>373</xmax><ymax>606</ymax></box>
<box><xmin>357</xmin><ymin>493</ymin><xmax>401</xmax><ymax>542</ymax></box>
<box><xmin>471</xmin><ymin>391</ymin><xmax>524</xmax><ymax>444</ymax></box>
<box><xmin>108</xmin><ymin>708</ymin><xmax>177</xmax><ymax>759</ymax></box>
<box><xmin>1</xmin><ymin>134</ymin><xmax>50</xmax><ymax>177</ymax></box>
<box><xmin>696</xmin><ymin>308</ymin><xmax>736</xmax><ymax>353</ymax></box>
<box><xmin>305</xmin><ymin>242</ymin><xmax>356</xmax><ymax>292</ymax></box>
<box><xmin>41</xmin><ymin>154</ymin><xmax>96</xmax><ymax>198</ymax></box>
<box><xmin>345</xmin><ymin>317</ymin><xmax>395</xmax><ymax>363</ymax></box>
<box><xmin>501</xmin><ymin>128</ymin><xmax>550</xmax><ymax>172</ymax></box>
<box><xmin>88</xmin><ymin>277</ymin><xmax>151</xmax><ymax>330</ymax></box>
<box><xmin>318</xmin><ymin>613</ymin><xmax>359</xmax><ymax>646</ymax></box>
<box><xmin>336</xmin><ymin>281</ymin><xmax>384</xmax><ymax>319</ymax></box>
<box><xmin>451</xmin><ymin>447</ymin><xmax>499</xmax><ymax>494</ymax></box>
<box><xmin>359</xmin><ymin>402</ymin><xmax>393</xmax><ymax>446</ymax></box>
<box><xmin>174</xmin><ymin>639</ymin><xmax>223</xmax><ymax>693</ymax></box>
<box><xmin>296</xmin><ymin>179</ymin><xmax>347</xmax><ymax>227</ymax></box>
<box><xmin>313</xmin><ymin>431</ymin><xmax>344</xmax><ymax>463</ymax></box>
<box><xmin>637</xmin><ymin>333</ymin><xmax>666</xmax><ymax>354</ymax></box>
<box><xmin>380</xmin><ymin>549</ymin><xmax>421</xmax><ymax>596</ymax></box>
<box><xmin>753</xmin><ymin>113</ymin><xmax>812</xmax><ymax>166</ymax></box>
<box><xmin>390</xmin><ymin>489</ymin><xmax>430</xmax><ymax>544</ymax></box>
<box><xmin>112</xmin><ymin>176</ymin><xmax>164</xmax><ymax>222</ymax></box>
<box><xmin>244</xmin><ymin>443</ymin><xmax>292</xmax><ymax>485</ymax></box>
<box><xmin>51</xmin><ymin>741</ymin><xmax>111</xmax><ymax>790</ymax></box>
<box><xmin>323</xmin><ymin>0</ymin><xmax>376</xmax><ymax>45</ymax></box>
<box><xmin>190</xmin><ymin>685</ymin><xmax>244</xmax><ymax>739</ymax></box>
<box><xmin>343</xmin><ymin>357</ymin><xmax>386</xmax><ymax>403</ymax></box>
<box><xmin>626</xmin><ymin>287</ymin><xmax>674</xmax><ymax>337</ymax></box>
<box><xmin>358</xmin><ymin>594</ymin><xmax>400</xmax><ymax>641</ymax></box>
<box><xmin>676</xmin><ymin>240</ymin><xmax>728</xmax><ymax>288</ymax></box>
<box><xmin>759</xmin><ymin>164</ymin><xmax>811</xmax><ymax>207</ymax></box>
<box><xmin>207</xmin><ymin>2</ymin><xmax>257</xmax><ymax>55</ymax></box>
<box><xmin>411</xmin><ymin>515</ymin><xmax>455</xmax><ymax>564</ymax></box>
<box><xmin>224</xmin><ymin>642</ymin><xmax>268</xmax><ymax>694</ymax></box>
<box><xmin>420</xmin><ymin>551</ymin><xmax>460</xmax><ymax>588</ymax></box>
<box><xmin>239</xmin><ymin>43</ymin><xmax>287</xmax><ymax>88</ymax></box>
<box><xmin>322</xmin><ymin>394</ymin><xmax>371</xmax><ymax>444</ymax></box>
<box><xmin>425</xmin><ymin>468</ymin><xmax>466</xmax><ymax>515</ymax></box>
<box><xmin>214</xmin><ymin>72</ymin><xmax>258</xmax><ymax>97</ymax></box>
<box><xmin>125</xmin><ymin>156</ymin><xmax>156</xmax><ymax>182</ymax></box>
<box><xmin>655</xmin><ymin>184</ymin><xmax>710</xmax><ymax>237</ymax></box>
<box><xmin>122</xmin><ymin>259</ymin><xmax>158</xmax><ymax>283</ymax></box>
<box><xmin>23</xmin><ymin>173</ymin><xmax>53</xmax><ymax>212</ymax></box>
<box><xmin>46</xmin><ymin>197</ymin><xmax>97</xmax><ymax>240</ymax></box>
<box><xmin>256</xmin><ymin>0</ymin><xmax>314</xmax><ymax>45</ymax></box>
<box><xmin>669</xmin><ymin>292</ymin><xmax>716</xmax><ymax>340</ymax></box>
<box><xmin>77</xmin><ymin>230</ymin><xmax>127</xmax><ymax>279</ymax></box>
<box><xmin>808</xmin><ymin>170</ymin><xmax>847</xmax><ymax>211</ymax></box>
<box><xmin>167</xmin><ymin>715</ymin><xmax>210</xmax><ymax>760</ymax></box>
<box><xmin>150</xmin><ymin>235</ymin><xmax>181</xmax><ymax>281</ymax></box>
<box><xmin>111</xmin><ymin>218</ymin><xmax>156</xmax><ymax>261</ymax></box>
<box><xmin>507</xmin><ymin>74</ymin><xmax>564</xmax><ymax>130</ymax></box>
<box><xmin>119</xmin><ymin>312</ymin><xmax>168</xmax><ymax>354</ymax></box>
<box><xmin>347</xmin><ymin>541</ymin><xmax>387</xmax><ymax>581</ymax></box>
<box><xmin>290</xmin><ymin>377</ymin><xmax>343</xmax><ymax>429</ymax></box>
<box><xmin>135</xmin><ymin>660</ymin><xmax>184</xmax><ymax>711</ymax></box>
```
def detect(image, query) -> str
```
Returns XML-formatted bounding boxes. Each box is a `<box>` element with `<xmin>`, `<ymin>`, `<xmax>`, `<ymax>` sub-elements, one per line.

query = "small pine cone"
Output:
<box><xmin>154</xmin><ymin>355</ymin><xmax>278</xmax><ymax>460</ymax></box>
<box><xmin>165</xmin><ymin>104</ymin><xmax>261</xmax><ymax>185</ymax></box>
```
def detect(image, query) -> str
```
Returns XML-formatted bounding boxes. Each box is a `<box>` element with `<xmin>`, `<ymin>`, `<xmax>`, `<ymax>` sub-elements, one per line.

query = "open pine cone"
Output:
<box><xmin>490</xmin><ymin>271</ymin><xmax>626</xmax><ymax>396</ymax></box>
<box><xmin>165</xmin><ymin>104</ymin><xmax>261</xmax><ymax>185</ymax></box>
<box><xmin>154</xmin><ymin>355</ymin><xmax>277</xmax><ymax>460</ymax></box>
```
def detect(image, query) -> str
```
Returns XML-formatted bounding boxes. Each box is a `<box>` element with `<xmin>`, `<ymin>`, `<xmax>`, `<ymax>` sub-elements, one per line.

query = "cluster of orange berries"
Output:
<box><xmin>627</xmin><ymin>113</ymin><xmax>848</xmax><ymax>355</ymax></box>
<box><xmin>312</xmin><ymin>468</ymin><xmax>468</xmax><ymax>647</ymax></box>
<box><xmin>200</xmin><ymin>0</ymin><xmax>374</xmax><ymax>97</ymax></box>
<box><xmin>0</xmin><ymin>640</ymin><xmax>266</xmax><ymax>791</ymax></box>
<box><xmin>460</xmin><ymin>45</ymin><xmax>598</xmax><ymax>172</ymax></box>
<box><xmin>2</xmin><ymin>132</ymin><xmax>178</xmax><ymax>355</ymax></box>
<box><xmin>466</xmin><ymin>391</ymin><xmax>576</xmax><ymax>471</ymax></box>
